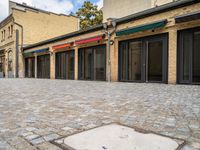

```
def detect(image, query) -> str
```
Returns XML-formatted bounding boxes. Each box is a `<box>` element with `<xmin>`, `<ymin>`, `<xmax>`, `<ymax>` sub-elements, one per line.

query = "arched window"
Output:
<box><xmin>8</xmin><ymin>50</ymin><xmax>13</xmax><ymax>72</ymax></box>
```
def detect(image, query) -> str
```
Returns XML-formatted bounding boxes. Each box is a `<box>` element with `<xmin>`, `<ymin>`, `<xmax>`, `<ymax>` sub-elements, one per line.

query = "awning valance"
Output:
<box><xmin>175</xmin><ymin>11</ymin><xmax>200</xmax><ymax>23</ymax></box>
<box><xmin>23</xmin><ymin>53</ymin><xmax>34</xmax><ymax>58</ymax></box>
<box><xmin>52</xmin><ymin>42</ymin><xmax>73</xmax><ymax>51</ymax></box>
<box><xmin>33</xmin><ymin>48</ymin><xmax>49</xmax><ymax>54</ymax></box>
<box><xmin>75</xmin><ymin>35</ymin><xmax>105</xmax><ymax>45</ymax></box>
<box><xmin>23</xmin><ymin>48</ymin><xmax>49</xmax><ymax>57</ymax></box>
<box><xmin>116</xmin><ymin>20</ymin><xmax>167</xmax><ymax>36</ymax></box>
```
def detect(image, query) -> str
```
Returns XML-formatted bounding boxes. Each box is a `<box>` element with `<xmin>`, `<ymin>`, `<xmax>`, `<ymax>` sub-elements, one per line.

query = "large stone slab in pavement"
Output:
<box><xmin>63</xmin><ymin>124</ymin><xmax>184</xmax><ymax>150</ymax></box>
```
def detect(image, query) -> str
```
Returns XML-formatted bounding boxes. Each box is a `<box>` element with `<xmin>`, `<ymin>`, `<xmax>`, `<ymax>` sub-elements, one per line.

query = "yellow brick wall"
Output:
<box><xmin>23</xmin><ymin>2</ymin><xmax>200</xmax><ymax>84</ymax></box>
<box><xmin>12</xmin><ymin>9</ymin><xmax>79</xmax><ymax>45</ymax></box>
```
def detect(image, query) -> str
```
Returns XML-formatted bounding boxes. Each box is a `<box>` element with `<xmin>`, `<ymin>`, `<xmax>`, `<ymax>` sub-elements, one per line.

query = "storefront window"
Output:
<box><xmin>56</xmin><ymin>51</ymin><xmax>74</xmax><ymax>80</ymax></box>
<box><xmin>78</xmin><ymin>45</ymin><xmax>106</xmax><ymax>81</ymax></box>
<box><xmin>178</xmin><ymin>28</ymin><xmax>200</xmax><ymax>84</ymax></box>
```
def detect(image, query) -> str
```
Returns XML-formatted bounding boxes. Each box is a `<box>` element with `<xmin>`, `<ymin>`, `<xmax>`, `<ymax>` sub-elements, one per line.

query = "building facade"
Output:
<box><xmin>102</xmin><ymin>0</ymin><xmax>178</xmax><ymax>22</ymax></box>
<box><xmin>0</xmin><ymin>1</ymin><xmax>79</xmax><ymax>78</ymax></box>
<box><xmin>23</xmin><ymin>0</ymin><xmax>200</xmax><ymax>85</ymax></box>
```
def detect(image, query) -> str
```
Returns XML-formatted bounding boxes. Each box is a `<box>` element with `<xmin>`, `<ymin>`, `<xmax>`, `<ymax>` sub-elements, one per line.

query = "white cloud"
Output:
<box><xmin>0</xmin><ymin>0</ymin><xmax>9</xmax><ymax>22</ymax></box>
<box><xmin>0</xmin><ymin>0</ymin><xmax>74</xmax><ymax>22</ymax></box>
<box><xmin>96</xmin><ymin>0</ymin><xmax>103</xmax><ymax>10</ymax></box>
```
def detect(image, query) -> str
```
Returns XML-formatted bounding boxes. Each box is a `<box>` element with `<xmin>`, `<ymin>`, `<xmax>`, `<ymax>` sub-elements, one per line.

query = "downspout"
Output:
<box><xmin>13</xmin><ymin>21</ymin><xmax>23</xmax><ymax>78</ymax></box>
<box><xmin>103</xmin><ymin>20</ymin><xmax>116</xmax><ymax>82</ymax></box>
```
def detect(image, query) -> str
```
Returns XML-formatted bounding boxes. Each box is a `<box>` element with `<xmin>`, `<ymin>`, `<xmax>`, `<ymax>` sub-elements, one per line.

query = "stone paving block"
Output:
<box><xmin>61</xmin><ymin>126</ymin><xmax>73</xmax><ymax>131</ymax></box>
<box><xmin>181</xmin><ymin>145</ymin><xmax>199</xmax><ymax>150</ymax></box>
<box><xmin>26</xmin><ymin>127</ymin><xmax>37</xmax><ymax>132</ymax></box>
<box><xmin>31</xmin><ymin>137</ymin><xmax>45</xmax><ymax>145</ymax></box>
<box><xmin>21</xmin><ymin>131</ymin><xmax>33</xmax><ymax>137</ymax></box>
<box><xmin>37</xmin><ymin>142</ymin><xmax>62</xmax><ymax>150</ymax></box>
<box><xmin>25</xmin><ymin>134</ymin><xmax>40</xmax><ymax>141</ymax></box>
<box><xmin>43</xmin><ymin>134</ymin><xmax>60</xmax><ymax>141</ymax></box>
<box><xmin>0</xmin><ymin>141</ymin><xmax>11</xmax><ymax>149</ymax></box>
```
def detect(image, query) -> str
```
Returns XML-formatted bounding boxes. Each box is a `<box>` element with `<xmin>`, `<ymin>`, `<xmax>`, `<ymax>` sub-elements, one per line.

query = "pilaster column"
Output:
<box><xmin>35</xmin><ymin>55</ymin><xmax>37</xmax><ymax>78</ymax></box>
<box><xmin>168</xmin><ymin>29</ymin><xmax>177</xmax><ymax>84</ymax></box>
<box><xmin>50</xmin><ymin>49</ymin><xmax>55</xmax><ymax>79</ymax></box>
<box><xmin>74</xmin><ymin>47</ymin><xmax>78</xmax><ymax>80</ymax></box>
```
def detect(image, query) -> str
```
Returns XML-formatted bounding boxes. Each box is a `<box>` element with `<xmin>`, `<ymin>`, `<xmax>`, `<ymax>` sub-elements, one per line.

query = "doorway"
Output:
<box><xmin>25</xmin><ymin>57</ymin><xmax>35</xmax><ymax>78</ymax></box>
<box><xmin>119</xmin><ymin>34</ymin><xmax>168</xmax><ymax>83</ymax></box>
<box><xmin>37</xmin><ymin>54</ymin><xmax>50</xmax><ymax>79</ymax></box>
<box><xmin>0</xmin><ymin>51</ymin><xmax>5</xmax><ymax>78</ymax></box>
<box><xmin>178</xmin><ymin>28</ymin><xmax>200</xmax><ymax>84</ymax></box>
<box><xmin>78</xmin><ymin>45</ymin><xmax>106</xmax><ymax>81</ymax></box>
<box><xmin>56</xmin><ymin>50</ymin><xmax>75</xmax><ymax>80</ymax></box>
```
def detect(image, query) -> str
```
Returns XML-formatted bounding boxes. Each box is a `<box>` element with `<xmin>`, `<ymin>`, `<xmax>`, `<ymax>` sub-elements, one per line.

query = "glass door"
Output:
<box><xmin>78</xmin><ymin>45</ymin><xmax>106</xmax><ymax>81</ymax></box>
<box><xmin>119</xmin><ymin>34</ymin><xmax>168</xmax><ymax>83</ymax></box>
<box><xmin>0</xmin><ymin>54</ymin><xmax>5</xmax><ymax>78</ymax></box>
<box><xmin>178</xmin><ymin>28</ymin><xmax>200</xmax><ymax>84</ymax></box>
<box><xmin>37</xmin><ymin>54</ymin><xmax>50</xmax><ymax>79</ymax></box>
<box><xmin>25</xmin><ymin>57</ymin><xmax>35</xmax><ymax>78</ymax></box>
<box><xmin>146</xmin><ymin>39</ymin><xmax>163</xmax><ymax>82</ymax></box>
<box><xmin>56</xmin><ymin>51</ymin><xmax>74</xmax><ymax>80</ymax></box>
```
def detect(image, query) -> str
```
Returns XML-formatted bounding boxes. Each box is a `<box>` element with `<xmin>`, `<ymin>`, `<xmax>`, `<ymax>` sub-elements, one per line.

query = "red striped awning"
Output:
<box><xmin>75</xmin><ymin>35</ymin><xmax>105</xmax><ymax>45</ymax></box>
<box><xmin>52</xmin><ymin>43</ymin><xmax>73</xmax><ymax>51</ymax></box>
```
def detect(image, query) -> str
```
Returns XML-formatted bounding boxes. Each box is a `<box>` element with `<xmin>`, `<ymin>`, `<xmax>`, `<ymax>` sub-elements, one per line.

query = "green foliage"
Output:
<box><xmin>76</xmin><ymin>1</ymin><xmax>103</xmax><ymax>30</ymax></box>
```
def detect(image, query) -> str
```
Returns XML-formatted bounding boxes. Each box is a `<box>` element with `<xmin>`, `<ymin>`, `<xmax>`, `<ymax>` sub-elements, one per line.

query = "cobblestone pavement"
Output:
<box><xmin>0</xmin><ymin>79</ymin><xmax>199</xmax><ymax>150</ymax></box>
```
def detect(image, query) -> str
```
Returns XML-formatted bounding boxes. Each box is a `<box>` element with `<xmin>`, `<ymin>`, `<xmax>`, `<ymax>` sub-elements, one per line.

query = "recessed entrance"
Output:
<box><xmin>25</xmin><ymin>57</ymin><xmax>35</xmax><ymax>78</ymax></box>
<box><xmin>119</xmin><ymin>34</ymin><xmax>168</xmax><ymax>83</ymax></box>
<box><xmin>37</xmin><ymin>54</ymin><xmax>50</xmax><ymax>79</ymax></box>
<box><xmin>56</xmin><ymin>50</ymin><xmax>75</xmax><ymax>80</ymax></box>
<box><xmin>78</xmin><ymin>45</ymin><xmax>106</xmax><ymax>81</ymax></box>
<box><xmin>0</xmin><ymin>50</ymin><xmax>5</xmax><ymax>78</ymax></box>
<box><xmin>178</xmin><ymin>27</ymin><xmax>200</xmax><ymax>84</ymax></box>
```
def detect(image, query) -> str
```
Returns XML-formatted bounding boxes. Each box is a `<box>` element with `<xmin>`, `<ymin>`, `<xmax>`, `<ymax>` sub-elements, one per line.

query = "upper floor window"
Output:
<box><xmin>1</xmin><ymin>30</ymin><xmax>5</xmax><ymax>41</ymax></box>
<box><xmin>8</xmin><ymin>25</ymin><xmax>13</xmax><ymax>38</ymax></box>
<box><xmin>11</xmin><ymin>25</ymin><xmax>13</xmax><ymax>36</ymax></box>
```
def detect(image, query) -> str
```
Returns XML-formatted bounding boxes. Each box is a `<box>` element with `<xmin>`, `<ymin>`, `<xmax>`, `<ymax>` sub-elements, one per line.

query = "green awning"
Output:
<box><xmin>116</xmin><ymin>20</ymin><xmax>167</xmax><ymax>36</ymax></box>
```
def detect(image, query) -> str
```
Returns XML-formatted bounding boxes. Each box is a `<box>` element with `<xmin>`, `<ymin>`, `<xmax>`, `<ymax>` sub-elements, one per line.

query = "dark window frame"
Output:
<box><xmin>25</xmin><ymin>57</ymin><xmax>35</xmax><ymax>78</ymax></box>
<box><xmin>78</xmin><ymin>44</ymin><xmax>106</xmax><ymax>81</ymax></box>
<box><xmin>118</xmin><ymin>33</ymin><xmax>168</xmax><ymax>83</ymax></box>
<box><xmin>37</xmin><ymin>54</ymin><xmax>50</xmax><ymax>79</ymax></box>
<box><xmin>55</xmin><ymin>50</ymin><xmax>75</xmax><ymax>80</ymax></box>
<box><xmin>177</xmin><ymin>27</ymin><xmax>200</xmax><ymax>85</ymax></box>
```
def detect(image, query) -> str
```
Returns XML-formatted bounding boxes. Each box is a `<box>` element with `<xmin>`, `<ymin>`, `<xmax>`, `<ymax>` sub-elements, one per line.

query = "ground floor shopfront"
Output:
<box><xmin>23</xmin><ymin>1</ymin><xmax>200</xmax><ymax>85</ymax></box>
<box><xmin>23</xmin><ymin>26</ymin><xmax>200</xmax><ymax>85</ymax></box>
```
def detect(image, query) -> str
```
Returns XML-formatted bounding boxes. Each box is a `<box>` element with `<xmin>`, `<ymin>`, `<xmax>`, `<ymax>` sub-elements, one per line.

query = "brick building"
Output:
<box><xmin>22</xmin><ymin>0</ymin><xmax>200</xmax><ymax>85</ymax></box>
<box><xmin>0</xmin><ymin>1</ymin><xmax>79</xmax><ymax>78</ymax></box>
<box><xmin>102</xmin><ymin>0</ymin><xmax>179</xmax><ymax>22</ymax></box>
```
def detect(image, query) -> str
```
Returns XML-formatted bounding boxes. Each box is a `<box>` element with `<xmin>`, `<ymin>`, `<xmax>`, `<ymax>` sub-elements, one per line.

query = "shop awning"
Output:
<box><xmin>23</xmin><ymin>48</ymin><xmax>49</xmax><ymax>57</ymax></box>
<box><xmin>52</xmin><ymin>42</ymin><xmax>73</xmax><ymax>51</ymax></box>
<box><xmin>23</xmin><ymin>53</ymin><xmax>34</xmax><ymax>58</ymax></box>
<box><xmin>75</xmin><ymin>35</ymin><xmax>105</xmax><ymax>45</ymax></box>
<box><xmin>175</xmin><ymin>11</ymin><xmax>200</xmax><ymax>23</ymax></box>
<box><xmin>116</xmin><ymin>20</ymin><xmax>167</xmax><ymax>36</ymax></box>
<box><xmin>33</xmin><ymin>48</ymin><xmax>49</xmax><ymax>54</ymax></box>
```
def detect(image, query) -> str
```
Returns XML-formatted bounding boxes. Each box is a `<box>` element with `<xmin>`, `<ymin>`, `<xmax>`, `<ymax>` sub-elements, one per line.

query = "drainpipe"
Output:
<box><xmin>13</xmin><ymin>21</ymin><xmax>23</xmax><ymax>78</ymax></box>
<box><xmin>103</xmin><ymin>19</ymin><xmax>116</xmax><ymax>82</ymax></box>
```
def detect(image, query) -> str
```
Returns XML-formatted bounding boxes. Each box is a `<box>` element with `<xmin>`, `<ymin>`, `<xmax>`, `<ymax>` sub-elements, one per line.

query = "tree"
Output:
<box><xmin>76</xmin><ymin>1</ymin><xmax>103</xmax><ymax>30</ymax></box>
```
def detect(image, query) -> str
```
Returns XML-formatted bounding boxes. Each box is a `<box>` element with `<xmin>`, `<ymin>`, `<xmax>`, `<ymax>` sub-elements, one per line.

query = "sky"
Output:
<box><xmin>0</xmin><ymin>0</ymin><xmax>103</xmax><ymax>21</ymax></box>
